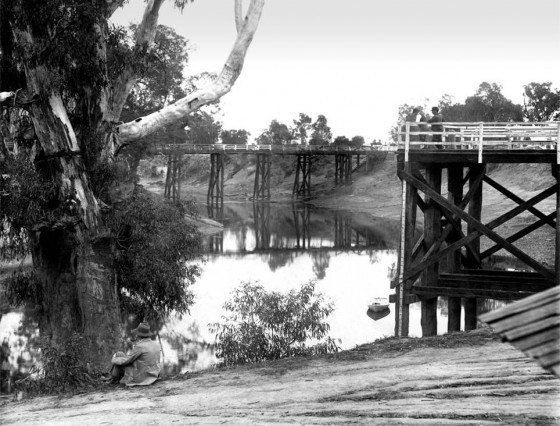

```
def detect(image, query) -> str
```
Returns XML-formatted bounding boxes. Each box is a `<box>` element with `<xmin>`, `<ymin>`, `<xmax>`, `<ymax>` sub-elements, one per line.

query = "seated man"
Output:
<box><xmin>109</xmin><ymin>322</ymin><xmax>161</xmax><ymax>386</ymax></box>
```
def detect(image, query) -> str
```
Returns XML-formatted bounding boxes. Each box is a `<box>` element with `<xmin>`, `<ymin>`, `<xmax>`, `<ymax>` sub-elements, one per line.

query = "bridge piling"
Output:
<box><xmin>208</xmin><ymin>153</ymin><xmax>224</xmax><ymax>214</ymax></box>
<box><xmin>253</xmin><ymin>154</ymin><xmax>271</xmax><ymax>201</ymax></box>
<box><xmin>293</xmin><ymin>154</ymin><xmax>311</xmax><ymax>197</ymax></box>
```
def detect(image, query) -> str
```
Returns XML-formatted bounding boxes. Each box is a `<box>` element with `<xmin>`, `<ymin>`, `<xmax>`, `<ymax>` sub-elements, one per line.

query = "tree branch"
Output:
<box><xmin>234</xmin><ymin>0</ymin><xmax>243</xmax><ymax>33</ymax></box>
<box><xmin>136</xmin><ymin>0</ymin><xmax>166</xmax><ymax>48</ymax></box>
<box><xmin>116</xmin><ymin>0</ymin><xmax>265</xmax><ymax>144</ymax></box>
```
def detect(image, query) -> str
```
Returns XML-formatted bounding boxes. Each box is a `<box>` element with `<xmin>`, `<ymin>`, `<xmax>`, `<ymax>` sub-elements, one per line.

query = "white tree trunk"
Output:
<box><xmin>116</xmin><ymin>0</ymin><xmax>265</xmax><ymax>144</ymax></box>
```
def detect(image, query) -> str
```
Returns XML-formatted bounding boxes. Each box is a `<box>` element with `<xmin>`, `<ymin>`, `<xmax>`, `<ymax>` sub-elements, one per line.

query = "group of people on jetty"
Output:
<box><xmin>406</xmin><ymin>106</ymin><xmax>444</xmax><ymax>147</ymax></box>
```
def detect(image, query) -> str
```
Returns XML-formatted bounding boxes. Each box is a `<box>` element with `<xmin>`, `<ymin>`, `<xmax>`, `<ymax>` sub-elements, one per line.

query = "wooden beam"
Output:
<box><xmin>412</xmin><ymin>286</ymin><xmax>536</xmax><ymax>301</ymax></box>
<box><xmin>483</xmin><ymin>175</ymin><xmax>556</xmax><ymax>228</ymax></box>
<box><xmin>447</xmin><ymin>166</ymin><xmax>463</xmax><ymax>333</ymax></box>
<box><xmin>398</xmin><ymin>168</ymin><xmax>555</xmax><ymax>281</ymax></box>
<box><xmin>421</xmin><ymin>165</ymin><xmax>441</xmax><ymax>336</ymax></box>
<box><xmin>481</xmin><ymin>212</ymin><xmax>557</xmax><ymax>259</ymax></box>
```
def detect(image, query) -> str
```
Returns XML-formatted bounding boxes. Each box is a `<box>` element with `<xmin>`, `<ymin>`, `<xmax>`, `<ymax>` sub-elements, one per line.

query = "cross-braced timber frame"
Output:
<box><xmin>164</xmin><ymin>153</ymin><xmax>182</xmax><ymax>201</ymax></box>
<box><xmin>335</xmin><ymin>153</ymin><xmax>352</xmax><ymax>185</ymax></box>
<box><xmin>207</xmin><ymin>153</ymin><xmax>224</xmax><ymax>214</ymax></box>
<box><xmin>393</xmin><ymin>121</ymin><xmax>560</xmax><ymax>338</ymax></box>
<box><xmin>293</xmin><ymin>154</ymin><xmax>312</xmax><ymax>198</ymax></box>
<box><xmin>253</xmin><ymin>153</ymin><xmax>271</xmax><ymax>201</ymax></box>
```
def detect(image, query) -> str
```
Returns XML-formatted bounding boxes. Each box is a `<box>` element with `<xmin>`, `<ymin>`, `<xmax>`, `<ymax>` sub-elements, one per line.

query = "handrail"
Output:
<box><xmin>398</xmin><ymin>121</ymin><xmax>560</xmax><ymax>164</ymax></box>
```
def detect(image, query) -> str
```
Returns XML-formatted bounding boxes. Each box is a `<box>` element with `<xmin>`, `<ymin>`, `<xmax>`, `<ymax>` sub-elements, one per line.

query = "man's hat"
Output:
<box><xmin>431</xmin><ymin>106</ymin><xmax>439</xmax><ymax>112</ymax></box>
<box><xmin>133</xmin><ymin>322</ymin><xmax>153</xmax><ymax>338</ymax></box>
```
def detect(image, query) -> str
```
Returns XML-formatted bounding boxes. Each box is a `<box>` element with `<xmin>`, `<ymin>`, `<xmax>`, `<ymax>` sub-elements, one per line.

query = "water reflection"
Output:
<box><xmin>1</xmin><ymin>202</ymin><xmax>512</xmax><ymax>390</ymax></box>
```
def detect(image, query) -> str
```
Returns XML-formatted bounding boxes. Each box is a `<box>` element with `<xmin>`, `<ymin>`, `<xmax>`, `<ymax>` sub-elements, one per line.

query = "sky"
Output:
<box><xmin>112</xmin><ymin>0</ymin><xmax>560</xmax><ymax>143</ymax></box>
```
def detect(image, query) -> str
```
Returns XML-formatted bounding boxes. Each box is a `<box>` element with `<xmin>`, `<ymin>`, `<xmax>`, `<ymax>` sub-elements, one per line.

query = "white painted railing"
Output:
<box><xmin>397</xmin><ymin>121</ymin><xmax>560</xmax><ymax>163</ymax></box>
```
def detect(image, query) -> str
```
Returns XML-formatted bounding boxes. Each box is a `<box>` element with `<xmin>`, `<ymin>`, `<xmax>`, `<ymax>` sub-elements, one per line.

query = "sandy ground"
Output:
<box><xmin>2</xmin><ymin>156</ymin><xmax>558</xmax><ymax>424</ymax></box>
<box><xmin>2</xmin><ymin>331</ymin><xmax>559</xmax><ymax>425</ymax></box>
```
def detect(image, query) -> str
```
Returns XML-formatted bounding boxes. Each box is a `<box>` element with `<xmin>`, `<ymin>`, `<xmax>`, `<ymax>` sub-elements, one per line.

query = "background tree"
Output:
<box><xmin>267</xmin><ymin>119</ymin><xmax>293</xmax><ymax>145</ymax></box>
<box><xmin>187</xmin><ymin>110</ymin><xmax>222</xmax><ymax>145</ymax></box>
<box><xmin>523</xmin><ymin>82</ymin><xmax>560</xmax><ymax>122</ymax></box>
<box><xmin>0</xmin><ymin>0</ymin><xmax>265</xmax><ymax>368</ymax></box>
<box><xmin>309</xmin><ymin>114</ymin><xmax>332</xmax><ymax>145</ymax></box>
<box><xmin>292</xmin><ymin>113</ymin><xmax>312</xmax><ymax>145</ymax></box>
<box><xmin>333</xmin><ymin>135</ymin><xmax>351</xmax><ymax>146</ymax></box>
<box><xmin>440</xmin><ymin>82</ymin><xmax>523</xmax><ymax>122</ymax></box>
<box><xmin>350</xmin><ymin>135</ymin><xmax>365</xmax><ymax>148</ymax></box>
<box><xmin>221</xmin><ymin>129</ymin><xmax>250</xmax><ymax>145</ymax></box>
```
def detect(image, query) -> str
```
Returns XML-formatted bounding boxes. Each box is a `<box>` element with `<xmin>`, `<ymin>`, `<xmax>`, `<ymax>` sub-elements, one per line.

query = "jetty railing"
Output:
<box><xmin>397</xmin><ymin>121</ymin><xmax>560</xmax><ymax>163</ymax></box>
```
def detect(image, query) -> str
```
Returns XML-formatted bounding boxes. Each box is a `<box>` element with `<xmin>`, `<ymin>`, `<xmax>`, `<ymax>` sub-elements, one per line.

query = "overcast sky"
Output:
<box><xmin>112</xmin><ymin>0</ymin><xmax>560</xmax><ymax>143</ymax></box>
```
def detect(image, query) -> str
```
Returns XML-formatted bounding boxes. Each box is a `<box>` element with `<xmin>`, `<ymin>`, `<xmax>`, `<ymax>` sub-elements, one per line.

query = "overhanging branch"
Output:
<box><xmin>116</xmin><ymin>0</ymin><xmax>265</xmax><ymax>144</ymax></box>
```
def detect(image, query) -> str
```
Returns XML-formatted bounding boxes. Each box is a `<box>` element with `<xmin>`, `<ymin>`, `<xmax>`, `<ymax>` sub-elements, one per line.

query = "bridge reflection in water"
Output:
<box><xmin>203</xmin><ymin>202</ymin><xmax>395</xmax><ymax>255</ymax></box>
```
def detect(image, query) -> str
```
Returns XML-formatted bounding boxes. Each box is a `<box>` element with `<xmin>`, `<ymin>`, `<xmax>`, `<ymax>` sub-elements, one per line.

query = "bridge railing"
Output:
<box><xmin>160</xmin><ymin>143</ymin><xmax>393</xmax><ymax>155</ymax></box>
<box><xmin>397</xmin><ymin>121</ymin><xmax>560</xmax><ymax>163</ymax></box>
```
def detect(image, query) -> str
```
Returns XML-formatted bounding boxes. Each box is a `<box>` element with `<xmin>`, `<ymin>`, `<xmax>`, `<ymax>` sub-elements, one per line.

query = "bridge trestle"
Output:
<box><xmin>393</xmin><ymin>158</ymin><xmax>559</xmax><ymax>338</ymax></box>
<box><xmin>207</xmin><ymin>153</ymin><xmax>224</xmax><ymax>216</ymax></box>
<box><xmin>253</xmin><ymin>154</ymin><xmax>271</xmax><ymax>201</ymax></box>
<box><xmin>293</xmin><ymin>154</ymin><xmax>312</xmax><ymax>198</ymax></box>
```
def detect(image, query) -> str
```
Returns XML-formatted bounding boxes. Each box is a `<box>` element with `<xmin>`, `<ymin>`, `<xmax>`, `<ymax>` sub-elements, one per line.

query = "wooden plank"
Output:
<box><xmin>525</xmin><ymin>340</ymin><xmax>560</xmax><ymax>358</ymax></box>
<box><xmin>447</xmin><ymin>166</ymin><xmax>463</xmax><ymax>333</ymax></box>
<box><xmin>536</xmin><ymin>350</ymin><xmax>560</xmax><ymax>369</ymax></box>
<box><xmin>412</xmin><ymin>286</ymin><xmax>534</xmax><ymax>300</ymax></box>
<box><xmin>479</xmin><ymin>286</ymin><xmax>560</xmax><ymax>323</ymax></box>
<box><xmin>437</xmin><ymin>278</ymin><xmax>553</xmax><ymax>292</ymax></box>
<box><xmin>485</xmin><ymin>300</ymin><xmax>559</xmax><ymax>333</ymax></box>
<box><xmin>461</xmin><ymin>269</ymin><xmax>548</xmax><ymax>278</ymax></box>
<box><xmin>440</xmin><ymin>272</ymin><xmax>551</xmax><ymax>283</ymax></box>
<box><xmin>501</xmin><ymin>316</ymin><xmax>560</xmax><ymax>341</ymax></box>
<box><xmin>398</xmin><ymin>167</ymin><xmax>556</xmax><ymax>280</ymax></box>
<box><xmin>509</xmin><ymin>325</ymin><xmax>560</xmax><ymax>350</ymax></box>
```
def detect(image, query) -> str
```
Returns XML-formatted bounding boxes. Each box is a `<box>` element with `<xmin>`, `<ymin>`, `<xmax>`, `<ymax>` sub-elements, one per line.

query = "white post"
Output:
<box><xmin>557</xmin><ymin>122</ymin><xmax>560</xmax><ymax>164</ymax></box>
<box><xmin>478</xmin><ymin>122</ymin><xmax>484</xmax><ymax>163</ymax></box>
<box><xmin>405</xmin><ymin>122</ymin><xmax>410</xmax><ymax>163</ymax></box>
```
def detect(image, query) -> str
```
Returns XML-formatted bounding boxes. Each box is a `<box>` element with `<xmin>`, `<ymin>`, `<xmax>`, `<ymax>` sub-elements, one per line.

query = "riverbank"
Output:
<box><xmin>2</xmin><ymin>329</ymin><xmax>559</xmax><ymax>425</ymax></box>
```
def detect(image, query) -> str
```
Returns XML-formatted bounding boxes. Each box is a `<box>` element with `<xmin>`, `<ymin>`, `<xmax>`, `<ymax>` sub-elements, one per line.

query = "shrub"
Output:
<box><xmin>210</xmin><ymin>281</ymin><xmax>340</xmax><ymax>367</ymax></box>
<box><xmin>16</xmin><ymin>333</ymin><xmax>101</xmax><ymax>395</ymax></box>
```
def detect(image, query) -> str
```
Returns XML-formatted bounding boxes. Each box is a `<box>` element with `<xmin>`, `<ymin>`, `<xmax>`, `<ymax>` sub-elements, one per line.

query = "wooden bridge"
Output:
<box><xmin>159</xmin><ymin>143</ymin><xmax>388</xmax><ymax>208</ymax></box>
<box><xmin>391</xmin><ymin>121</ymin><xmax>559</xmax><ymax>339</ymax></box>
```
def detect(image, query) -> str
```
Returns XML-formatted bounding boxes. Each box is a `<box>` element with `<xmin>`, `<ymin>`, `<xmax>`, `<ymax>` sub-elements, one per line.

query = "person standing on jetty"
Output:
<box><xmin>428</xmin><ymin>106</ymin><xmax>444</xmax><ymax>149</ymax></box>
<box><xmin>106</xmin><ymin>322</ymin><xmax>161</xmax><ymax>386</ymax></box>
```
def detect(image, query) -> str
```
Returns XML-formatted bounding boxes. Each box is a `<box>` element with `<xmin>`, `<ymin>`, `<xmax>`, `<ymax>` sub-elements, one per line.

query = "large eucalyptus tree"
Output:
<box><xmin>0</xmin><ymin>0</ymin><xmax>264</xmax><ymax>365</ymax></box>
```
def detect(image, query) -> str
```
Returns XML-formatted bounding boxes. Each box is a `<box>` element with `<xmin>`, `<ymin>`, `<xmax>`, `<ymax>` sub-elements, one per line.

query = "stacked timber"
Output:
<box><xmin>479</xmin><ymin>286</ymin><xmax>560</xmax><ymax>377</ymax></box>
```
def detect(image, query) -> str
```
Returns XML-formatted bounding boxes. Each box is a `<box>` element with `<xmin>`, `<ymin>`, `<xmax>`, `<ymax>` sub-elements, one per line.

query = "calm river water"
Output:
<box><xmin>0</xmin><ymin>202</ymin><xmax>504</xmax><ymax>384</ymax></box>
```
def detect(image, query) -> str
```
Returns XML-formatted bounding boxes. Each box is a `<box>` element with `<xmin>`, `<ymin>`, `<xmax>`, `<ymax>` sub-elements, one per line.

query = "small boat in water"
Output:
<box><xmin>368</xmin><ymin>297</ymin><xmax>390</xmax><ymax>312</ymax></box>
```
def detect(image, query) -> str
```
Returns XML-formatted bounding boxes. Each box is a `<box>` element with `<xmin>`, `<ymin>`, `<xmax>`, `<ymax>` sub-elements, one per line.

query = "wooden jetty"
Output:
<box><xmin>391</xmin><ymin>121</ymin><xmax>559</xmax><ymax>337</ymax></box>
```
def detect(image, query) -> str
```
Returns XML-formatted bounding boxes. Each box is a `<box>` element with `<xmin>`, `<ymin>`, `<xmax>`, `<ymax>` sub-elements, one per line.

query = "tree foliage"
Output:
<box><xmin>310</xmin><ymin>115</ymin><xmax>332</xmax><ymax>145</ymax></box>
<box><xmin>292</xmin><ymin>113</ymin><xmax>312</xmax><ymax>145</ymax></box>
<box><xmin>210</xmin><ymin>281</ymin><xmax>340</xmax><ymax>367</ymax></box>
<box><xmin>523</xmin><ymin>82</ymin><xmax>560</xmax><ymax>122</ymax></box>
<box><xmin>109</xmin><ymin>187</ymin><xmax>202</xmax><ymax>321</ymax></box>
<box><xmin>221</xmin><ymin>129</ymin><xmax>250</xmax><ymax>145</ymax></box>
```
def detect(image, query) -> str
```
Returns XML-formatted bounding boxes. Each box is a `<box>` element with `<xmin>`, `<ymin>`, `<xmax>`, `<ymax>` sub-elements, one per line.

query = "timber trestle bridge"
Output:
<box><xmin>160</xmin><ymin>143</ymin><xmax>387</xmax><ymax>211</ymax></box>
<box><xmin>392</xmin><ymin>121</ymin><xmax>560</xmax><ymax>341</ymax></box>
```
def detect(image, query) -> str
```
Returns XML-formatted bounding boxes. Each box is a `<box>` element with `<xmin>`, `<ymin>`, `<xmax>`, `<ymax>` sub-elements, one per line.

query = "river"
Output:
<box><xmin>0</xmin><ymin>201</ymin><xmax>504</xmax><ymax>387</ymax></box>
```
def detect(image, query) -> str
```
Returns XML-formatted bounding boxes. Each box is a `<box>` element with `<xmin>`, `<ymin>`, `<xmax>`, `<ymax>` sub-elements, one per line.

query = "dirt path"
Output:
<box><xmin>2</xmin><ymin>331</ymin><xmax>559</xmax><ymax>425</ymax></box>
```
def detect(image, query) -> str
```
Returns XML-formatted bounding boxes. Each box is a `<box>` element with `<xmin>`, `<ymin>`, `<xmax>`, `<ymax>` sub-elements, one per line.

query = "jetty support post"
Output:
<box><xmin>394</xmin><ymin>161</ymin><xmax>418</xmax><ymax>337</ymax></box>
<box><xmin>464</xmin><ymin>164</ymin><xmax>485</xmax><ymax>330</ymax></box>
<box><xmin>421</xmin><ymin>165</ymin><xmax>441</xmax><ymax>336</ymax></box>
<box><xmin>446</xmin><ymin>165</ymin><xmax>463</xmax><ymax>332</ymax></box>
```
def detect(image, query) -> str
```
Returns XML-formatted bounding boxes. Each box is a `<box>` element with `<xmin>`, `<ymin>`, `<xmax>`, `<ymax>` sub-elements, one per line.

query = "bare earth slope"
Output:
<box><xmin>2</xmin><ymin>331</ymin><xmax>559</xmax><ymax>425</ymax></box>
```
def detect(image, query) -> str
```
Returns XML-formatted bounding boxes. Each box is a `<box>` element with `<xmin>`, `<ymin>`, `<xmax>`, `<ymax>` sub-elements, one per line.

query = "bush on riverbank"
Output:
<box><xmin>209</xmin><ymin>281</ymin><xmax>341</xmax><ymax>367</ymax></box>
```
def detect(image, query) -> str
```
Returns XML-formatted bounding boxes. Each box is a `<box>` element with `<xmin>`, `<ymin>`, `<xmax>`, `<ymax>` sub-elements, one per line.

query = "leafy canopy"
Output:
<box><xmin>210</xmin><ymin>280</ymin><xmax>340</xmax><ymax>367</ymax></box>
